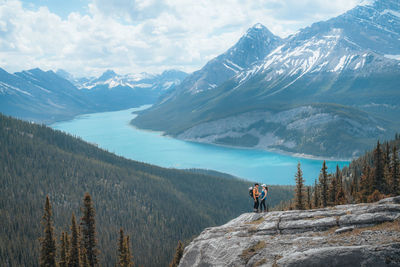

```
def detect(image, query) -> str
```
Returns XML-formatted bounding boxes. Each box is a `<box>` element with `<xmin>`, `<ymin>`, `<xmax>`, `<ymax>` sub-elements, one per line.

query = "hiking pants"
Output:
<box><xmin>260</xmin><ymin>199</ymin><xmax>266</xmax><ymax>211</ymax></box>
<box><xmin>254</xmin><ymin>198</ymin><xmax>259</xmax><ymax>210</ymax></box>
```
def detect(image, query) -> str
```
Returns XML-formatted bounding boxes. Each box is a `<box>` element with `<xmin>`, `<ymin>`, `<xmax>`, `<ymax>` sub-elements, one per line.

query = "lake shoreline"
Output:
<box><xmin>128</xmin><ymin>106</ymin><xmax>353</xmax><ymax>162</ymax></box>
<box><xmin>51</xmin><ymin>107</ymin><xmax>350</xmax><ymax>185</ymax></box>
<box><xmin>174</xmin><ymin>137</ymin><xmax>354</xmax><ymax>162</ymax></box>
<box><xmin>129</xmin><ymin>120</ymin><xmax>353</xmax><ymax>162</ymax></box>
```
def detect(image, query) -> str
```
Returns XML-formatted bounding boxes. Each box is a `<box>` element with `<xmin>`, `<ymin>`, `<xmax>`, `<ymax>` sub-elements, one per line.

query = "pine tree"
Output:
<box><xmin>125</xmin><ymin>235</ymin><xmax>133</xmax><ymax>267</ymax></box>
<box><xmin>68</xmin><ymin>213</ymin><xmax>80</xmax><ymax>267</ymax></box>
<box><xmin>313</xmin><ymin>179</ymin><xmax>320</xmax><ymax>208</ymax></box>
<box><xmin>328</xmin><ymin>173</ymin><xmax>337</xmax><ymax>206</ymax></box>
<box><xmin>384</xmin><ymin>160</ymin><xmax>392</xmax><ymax>195</ymax></box>
<box><xmin>59</xmin><ymin>232</ymin><xmax>68</xmax><ymax>267</ymax></box>
<box><xmin>81</xmin><ymin>193</ymin><xmax>98</xmax><ymax>267</ymax></box>
<box><xmin>319</xmin><ymin>161</ymin><xmax>328</xmax><ymax>207</ymax></box>
<box><xmin>391</xmin><ymin>146</ymin><xmax>400</xmax><ymax>195</ymax></box>
<box><xmin>383</xmin><ymin>142</ymin><xmax>392</xmax><ymax>195</ymax></box>
<box><xmin>359</xmin><ymin>161</ymin><xmax>372</xmax><ymax>203</ymax></box>
<box><xmin>350</xmin><ymin>170</ymin><xmax>359</xmax><ymax>200</ymax></box>
<box><xmin>39</xmin><ymin>196</ymin><xmax>57</xmax><ymax>267</ymax></box>
<box><xmin>117</xmin><ymin>229</ymin><xmax>133</xmax><ymax>267</ymax></box>
<box><xmin>80</xmin><ymin>226</ymin><xmax>90</xmax><ymax>267</ymax></box>
<box><xmin>384</xmin><ymin>142</ymin><xmax>391</xmax><ymax>167</ymax></box>
<box><xmin>372</xmin><ymin>141</ymin><xmax>385</xmax><ymax>193</ymax></box>
<box><xmin>169</xmin><ymin>241</ymin><xmax>184</xmax><ymax>267</ymax></box>
<box><xmin>306</xmin><ymin>186</ymin><xmax>312</xmax><ymax>210</ymax></box>
<box><xmin>118</xmin><ymin>228</ymin><xmax>126</xmax><ymax>267</ymax></box>
<box><xmin>65</xmin><ymin>232</ymin><xmax>70</xmax><ymax>263</ymax></box>
<box><xmin>294</xmin><ymin>162</ymin><xmax>305</xmax><ymax>210</ymax></box>
<box><xmin>336</xmin><ymin>172</ymin><xmax>346</xmax><ymax>205</ymax></box>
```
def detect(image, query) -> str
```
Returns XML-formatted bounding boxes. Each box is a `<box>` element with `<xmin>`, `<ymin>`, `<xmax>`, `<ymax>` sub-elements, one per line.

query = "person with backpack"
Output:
<box><xmin>259</xmin><ymin>184</ymin><xmax>268</xmax><ymax>212</ymax></box>
<box><xmin>252</xmin><ymin>183</ymin><xmax>260</xmax><ymax>212</ymax></box>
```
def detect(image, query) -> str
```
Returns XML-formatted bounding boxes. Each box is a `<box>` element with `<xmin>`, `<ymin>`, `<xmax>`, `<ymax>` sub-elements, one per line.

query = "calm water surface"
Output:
<box><xmin>51</xmin><ymin>106</ymin><xmax>350</xmax><ymax>185</ymax></box>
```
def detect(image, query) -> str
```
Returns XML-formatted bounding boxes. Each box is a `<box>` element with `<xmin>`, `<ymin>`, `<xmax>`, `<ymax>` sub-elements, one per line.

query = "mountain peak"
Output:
<box><xmin>98</xmin><ymin>69</ymin><xmax>117</xmax><ymax>81</ymax></box>
<box><xmin>56</xmin><ymin>69</ymin><xmax>74</xmax><ymax>80</ymax></box>
<box><xmin>244</xmin><ymin>23</ymin><xmax>275</xmax><ymax>39</ymax></box>
<box><xmin>25</xmin><ymin>68</ymin><xmax>45</xmax><ymax>74</ymax></box>
<box><xmin>251</xmin><ymin>23</ymin><xmax>266</xmax><ymax>30</ymax></box>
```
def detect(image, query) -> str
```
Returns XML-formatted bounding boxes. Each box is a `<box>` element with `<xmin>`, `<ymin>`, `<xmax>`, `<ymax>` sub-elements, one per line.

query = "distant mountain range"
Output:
<box><xmin>133</xmin><ymin>0</ymin><xmax>400</xmax><ymax>158</ymax></box>
<box><xmin>0</xmin><ymin>67</ymin><xmax>187</xmax><ymax>123</ymax></box>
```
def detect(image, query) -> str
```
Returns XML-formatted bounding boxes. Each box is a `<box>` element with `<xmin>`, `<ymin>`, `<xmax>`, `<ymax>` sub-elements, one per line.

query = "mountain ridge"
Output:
<box><xmin>0</xmin><ymin>67</ymin><xmax>187</xmax><ymax>123</ymax></box>
<box><xmin>132</xmin><ymin>0</ymin><xmax>400</xmax><ymax>158</ymax></box>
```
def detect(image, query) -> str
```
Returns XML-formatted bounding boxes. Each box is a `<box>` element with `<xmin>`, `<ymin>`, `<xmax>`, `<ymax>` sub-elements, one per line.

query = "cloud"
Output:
<box><xmin>0</xmin><ymin>0</ymin><xmax>362</xmax><ymax>77</ymax></box>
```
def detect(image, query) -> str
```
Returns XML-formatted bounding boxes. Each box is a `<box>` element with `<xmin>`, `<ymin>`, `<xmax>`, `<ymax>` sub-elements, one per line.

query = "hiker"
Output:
<box><xmin>252</xmin><ymin>183</ymin><xmax>260</xmax><ymax>212</ymax></box>
<box><xmin>260</xmin><ymin>184</ymin><xmax>268</xmax><ymax>212</ymax></box>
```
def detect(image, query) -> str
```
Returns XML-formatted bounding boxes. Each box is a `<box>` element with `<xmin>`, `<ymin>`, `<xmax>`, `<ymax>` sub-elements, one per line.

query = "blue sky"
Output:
<box><xmin>1</xmin><ymin>0</ymin><xmax>365</xmax><ymax>77</ymax></box>
<box><xmin>20</xmin><ymin>0</ymin><xmax>89</xmax><ymax>19</ymax></box>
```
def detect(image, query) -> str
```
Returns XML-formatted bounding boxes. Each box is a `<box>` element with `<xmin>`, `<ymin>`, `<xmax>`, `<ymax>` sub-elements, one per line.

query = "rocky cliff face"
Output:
<box><xmin>179</xmin><ymin>196</ymin><xmax>400</xmax><ymax>267</ymax></box>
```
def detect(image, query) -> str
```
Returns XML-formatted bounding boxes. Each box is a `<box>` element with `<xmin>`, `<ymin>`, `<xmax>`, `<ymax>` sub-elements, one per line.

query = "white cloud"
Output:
<box><xmin>0</xmin><ymin>0</ymin><xmax>362</xmax><ymax>77</ymax></box>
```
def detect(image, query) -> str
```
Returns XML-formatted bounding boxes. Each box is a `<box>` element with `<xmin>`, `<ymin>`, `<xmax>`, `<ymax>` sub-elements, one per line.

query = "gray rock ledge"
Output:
<box><xmin>179</xmin><ymin>196</ymin><xmax>400</xmax><ymax>267</ymax></box>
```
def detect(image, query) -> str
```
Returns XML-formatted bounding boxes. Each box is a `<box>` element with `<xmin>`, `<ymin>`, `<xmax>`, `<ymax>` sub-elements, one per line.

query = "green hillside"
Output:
<box><xmin>0</xmin><ymin>113</ymin><xmax>293</xmax><ymax>266</ymax></box>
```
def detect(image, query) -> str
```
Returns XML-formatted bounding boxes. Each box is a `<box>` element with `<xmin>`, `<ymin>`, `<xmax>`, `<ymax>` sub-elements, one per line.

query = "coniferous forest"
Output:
<box><xmin>291</xmin><ymin>136</ymin><xmax>400</xmax><ymax>210</ymax></box>
<box><xmin>0</xmin><ymin>113</ymin><xmax>294</xmax><ymax>266</ymax></box>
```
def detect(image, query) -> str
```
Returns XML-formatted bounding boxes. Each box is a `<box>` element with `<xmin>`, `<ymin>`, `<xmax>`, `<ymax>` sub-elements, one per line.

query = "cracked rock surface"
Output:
<box><xmin>179</xmin><ymin>196</ymin><xmax>400</xmax><ymax>267</ymax></box>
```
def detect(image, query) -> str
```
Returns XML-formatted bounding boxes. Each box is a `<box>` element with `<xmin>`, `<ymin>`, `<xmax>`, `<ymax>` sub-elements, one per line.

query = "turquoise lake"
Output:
<box><xmin>50</xmin><ymin>106</ymin><xmax>350</xmax><ymax>185</ymax></box>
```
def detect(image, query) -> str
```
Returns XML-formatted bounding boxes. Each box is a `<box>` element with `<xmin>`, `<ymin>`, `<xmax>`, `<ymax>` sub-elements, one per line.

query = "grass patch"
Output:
<box><xmin>272</xmin><ymin>255</ymin><xmax>283</xmax><ymax>267</ymax></box>
<box><xmin>334</xmin><ymin>219</ymin><xmax>400</xmax><ymax>239</ymax></box>
<box><xmin>326</xmin><ymin>226</ymin><xmax>339</xmax><ymax>234</ymax></box>
<box><xmin>240</xmin><ymin>241</ymin><xmax>266</xmax><ymax>263</ymax></box>
<box><xmin>254</xmin><ymin>258</ymin><xmax>267</xmax><ymax>266</ymax></box>
<box><xmin>247</xmin><ymin>216</ymin><xmax>265</xmax><ymax>225</ymax></box>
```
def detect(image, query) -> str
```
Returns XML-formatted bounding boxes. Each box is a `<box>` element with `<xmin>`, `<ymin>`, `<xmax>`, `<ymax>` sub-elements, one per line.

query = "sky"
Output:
<box><xmin>0</xmin><ymin>0</ymin><xmax>366</xmax><ymax>77</ymax></box>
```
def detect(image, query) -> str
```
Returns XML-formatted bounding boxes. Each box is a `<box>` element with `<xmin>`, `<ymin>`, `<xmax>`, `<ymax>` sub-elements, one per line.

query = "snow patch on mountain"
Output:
<box><xmin>384</xmin><ymin>54</ymin><xmax>400</xmax><ymax>60</ymax></box>
<box><xmin>381</xmin><ymin>9</ymin><xmax>400</xmax><ymax>18</ymax></box>
<box><xmin>0</xmin><ymin>81</ymin><xmax>32</xmax><ymax>96</ymax></box>
<box><xmin>68</xmin><ymin>70</ymin><xmax>186</xmax><ymax>93</ymax></box>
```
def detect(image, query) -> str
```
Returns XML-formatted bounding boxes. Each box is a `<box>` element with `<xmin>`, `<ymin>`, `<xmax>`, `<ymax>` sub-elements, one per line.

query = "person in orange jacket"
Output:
<box><xmin>253</xmin><ymin>183</ymin><xmax>260</xmax><ymax>212</ymax></box>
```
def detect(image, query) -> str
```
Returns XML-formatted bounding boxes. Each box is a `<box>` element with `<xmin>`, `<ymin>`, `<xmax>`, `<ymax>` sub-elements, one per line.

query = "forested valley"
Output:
<box><xmin>0</xmin><ymin>113</ymin><xmax>294</xmax><ymax>266</ymax></box>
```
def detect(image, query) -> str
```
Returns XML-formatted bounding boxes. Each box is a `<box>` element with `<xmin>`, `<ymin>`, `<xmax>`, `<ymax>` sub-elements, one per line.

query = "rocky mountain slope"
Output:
<box><xmin>133</xmin><ymin>0</ymin><xmax>400</xmax><ymax>158</ymax></box>
<box><xmin>179</xmin><ymin>196</ymin><xmax>400</xmax><ymax>267</ymax></box>
<box><xmin>0</xmin><ymin>67</ymin><xmax>187</xmax><ymax>123</ymax></box>
<box><xmin>0</xmin><ymin>68</ymin><xmax>92</xmax><ymax>123</ymax></box>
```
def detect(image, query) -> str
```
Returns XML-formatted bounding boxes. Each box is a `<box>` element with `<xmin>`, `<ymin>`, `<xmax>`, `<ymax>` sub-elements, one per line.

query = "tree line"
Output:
<box><xmin>40</xmin><ymin>193</ymin><xmax>185</xmax><ymax>267</ymax></box>
<box><xmin>291</xmin><ymin>136</ymin><xmax>400</xmax><ymax>210</ymax></box>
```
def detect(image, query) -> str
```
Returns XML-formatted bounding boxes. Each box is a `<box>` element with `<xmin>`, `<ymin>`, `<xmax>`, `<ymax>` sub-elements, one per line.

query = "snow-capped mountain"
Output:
<box><xmin>230</xmin><ymin>0</ymin><xmax>400</xmax><ymax>104</ymax></box>
<box><xmin>133</xmin><ymin>0</ymin><xmax>400</xmax><ymax>158</ymax></box>
<box><xmin>0</xmin><ymin>68</ymin><xmax>92</xmax><ymax>122</ymax></box>
<box><xmin>167</xmin><ymin>23</ymin><xmax>282</xmax><ymax>96</ymax></box>
<box><xmin>0</xmin><ymin>68</ymin><xmax>187</xmax><ymax>123</ymax></box>
<box><xmin>73</xmin><ymin>69</ymin><xmax>187</xmax><ymax>111</ymax></box>
<box><xmin>62</xmin><ymin>69</ymin><xmax>187</xmax><ymax>92</ymax></box>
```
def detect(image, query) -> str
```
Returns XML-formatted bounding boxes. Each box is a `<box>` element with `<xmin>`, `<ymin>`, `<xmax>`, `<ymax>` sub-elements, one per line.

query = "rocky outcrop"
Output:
<box><xmin>179</xmin><ymin>196</ymin><xmax>400</xmax><ymax>267</ymax></box>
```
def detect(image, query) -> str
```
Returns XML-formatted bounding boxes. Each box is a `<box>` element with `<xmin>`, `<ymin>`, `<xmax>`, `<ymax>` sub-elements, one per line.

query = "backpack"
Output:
<box><xmin>249</xmin><ymin>187</ymin><xmax>253</xmax><ymax>198</ymax></box>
